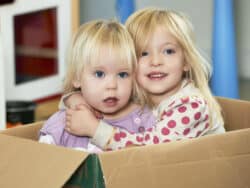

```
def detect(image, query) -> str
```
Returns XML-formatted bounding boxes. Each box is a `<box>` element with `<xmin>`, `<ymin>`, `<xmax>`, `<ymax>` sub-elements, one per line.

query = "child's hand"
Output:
<box><xmin>65</xmin><ymin>104</ymin><xmax>99</xmax><ymax>137</ymax></box>
<box><xmin>65</xmin><ymin>92</ymin><xmax>86</xmax><ymax>109</ymax></box>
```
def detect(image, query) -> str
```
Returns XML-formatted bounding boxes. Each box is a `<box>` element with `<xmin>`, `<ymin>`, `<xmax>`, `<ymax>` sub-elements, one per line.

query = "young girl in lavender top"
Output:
<box><xmin>38</xmin><ymin>20</ymin><xmax>156</xmax><ymax>152</ymax></box>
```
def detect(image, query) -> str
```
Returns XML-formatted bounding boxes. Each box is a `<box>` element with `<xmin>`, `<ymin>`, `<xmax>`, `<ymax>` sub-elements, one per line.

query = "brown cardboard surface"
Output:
<box><xmin>1</xmin><ymin>97</ymin><xmax>250</xmax><ymax>188</ymax></box>
<box><xmin>1</xmin><ymin>121</ymin><xmax>43</xmax><ymax>140</ymax></box>
<box><xmin>99</xmin><ymin>128</ymin><xmax>250</xmax><ymax>187</ymax></box>
<box><xmin>0</xmin><ymin>131</ymin><xmax>88</xmax><ymax>187</ymax></box>
<box><xmin>216</xmin><ymin>97</ymin><xmax>250</xmax><ymax>131</ymax></box>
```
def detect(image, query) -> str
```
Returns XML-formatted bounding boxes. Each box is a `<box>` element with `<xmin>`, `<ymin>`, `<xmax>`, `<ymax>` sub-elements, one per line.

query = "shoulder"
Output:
<box><xmin>158</xmin><ymin>84</ymin><xmax>207</xmax><ymax>110</ymax></box>
<box><xmin>43</xmin><ymin>110</ymin><xmax>66</xmax><ymax>127</ymax></box>
<box><xmin>158</xmin><ymin>81</ymin><xmax>202</xmax><ymax>107</ymax></box>
<box><xmin>40</xmin><ymin>110</ymin><xmax>66</xmax><ymax>135</ymax></box>
<box><xmin>158</xmin><ymin>94</ymin><xmax>209</xmax><ymax>122</ymax></box>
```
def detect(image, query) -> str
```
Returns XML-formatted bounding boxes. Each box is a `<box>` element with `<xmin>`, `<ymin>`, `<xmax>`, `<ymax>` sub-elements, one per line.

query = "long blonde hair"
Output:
<box><xmin>63</xmin><ymin>19</ymin><xmax>148</xmax><ymax>106</ymax></box>
<box><xmin>125</xmin><ymin>7</ymin><xmax>224</xmax><ymax>126</ymax></box>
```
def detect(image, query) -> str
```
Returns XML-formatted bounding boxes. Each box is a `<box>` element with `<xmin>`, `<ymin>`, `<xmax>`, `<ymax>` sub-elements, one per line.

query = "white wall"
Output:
<box><xmin>235</xmin><ymin>0</ymin><xmax>250</xmax><ymax>79</ymax></box>
<box><xmin>0</xmin><ymin>35</ymin><xmax>6</xmax><ymax>129</ymax></box>
<box><xmin>79</xmin><ymin>0</ymin><xmax>250</xmax><ymax>79</ymax></box>
<box><xmin>80</xmin><ymin>0</ymin><xmax>116</xmax><ymax>22</ymax></box>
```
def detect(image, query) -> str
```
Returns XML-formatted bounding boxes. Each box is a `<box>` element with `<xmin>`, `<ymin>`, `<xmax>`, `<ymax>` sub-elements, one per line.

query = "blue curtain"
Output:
<box><xmin>116</xmin><ymin>0</ymin><xmax>135</xmax><ymax>23</ymax></box>
<box><xmin>211</xmin><ymin>0</ymin><xmax>239</xmax><ymax>98</ymax></box>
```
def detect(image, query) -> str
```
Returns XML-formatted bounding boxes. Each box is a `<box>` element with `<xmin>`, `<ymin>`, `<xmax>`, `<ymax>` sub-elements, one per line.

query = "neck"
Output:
<box><xmin>150</xmin><ymin>95</ymin><xmax>164</xmax><ymax>106</ymax></box>
<box><xmin>150</xmin><ymin>82</ymin><xmax>184</xmax><ymax>106</ymax></box>
<box><xmin>103</xmin><ymin>102</ymin><xmax>138</xmax><ymax>120</ymax></box>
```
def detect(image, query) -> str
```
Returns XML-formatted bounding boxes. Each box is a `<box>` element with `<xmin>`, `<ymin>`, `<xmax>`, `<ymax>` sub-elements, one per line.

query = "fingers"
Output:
<box><xmin>93</xmin><ymin>110</ymin><xmax>103</xmax><ymax>119</ymax></box>
<box><xmin>66</xmin><ymin>108</ymin><xmax>74</xmax><ymax>116</ymax></box>
<box><xmin>65</xmin><ymin>121</ymin><xmax>75</xmax><ymax>134</ymax></box>
<box><xmin>65</xmin><ymin>114</ymin><xmax>71</xmax><ymax>125</ymax></box>
<box><xmin>65</xmin><ymin>126</ymin><xmax>71</xmax><ymax>132</ymax></box>
<box><xmin>69</xmin><ymin>104</ymin><xmax>76</xmax><ymax>110</ymax></box>
<box><xmin>65</xmin><ymin>123</ymin><xmax>71</xmax><ymax>133</ymax></box>
<box><xmin>76</xmin><ymin>103</ymin><xmax>90</xmax><ymax>110</ymax></box>
<box><xmin>76</xmin><ymin>104</ymin><xmax>101</xmax><ymax>118</ymax></box>
<box><xmin>65</xmin><ymin>109</ymin><xmax>72</xmax><ymax>133</ymax></box>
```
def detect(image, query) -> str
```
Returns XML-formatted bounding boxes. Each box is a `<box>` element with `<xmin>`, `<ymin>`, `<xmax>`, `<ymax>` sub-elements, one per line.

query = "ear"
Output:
<box><xmin>73</xmin><ymin>79</ymin><xmax>81</xmax><ymax>88</ymax></box>
<box><xmin>183</xmin><ymin>62</ymin><xmax>190</xmax><ymax>72</ymax></box>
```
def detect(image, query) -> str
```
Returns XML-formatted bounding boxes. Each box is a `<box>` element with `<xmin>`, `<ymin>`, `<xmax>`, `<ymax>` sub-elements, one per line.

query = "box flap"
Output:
<box><xmin>0</xmin><ymin>134</ymin><xmax>89</xmax><ymax>188</ymax></box>
<box><xmin>1</xmin><ymin>121</ymin><xmax>43</xmax><ymax>140</ymax></box>
<box><xmin>217</xmin><ymin>97</ymin><xmax>250</xmax><ymax>130</ymax></box>
<box><xmin>99</xmin><ymin>128</ymin><xmax>250</xmax><ymax>188</ymax></box>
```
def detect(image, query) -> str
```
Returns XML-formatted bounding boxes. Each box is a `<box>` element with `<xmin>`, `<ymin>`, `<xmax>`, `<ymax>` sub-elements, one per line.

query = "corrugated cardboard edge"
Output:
<box><xmin>1</xmin><ymin>121</ymin><xmax>43</xmax><ymax>140</ymax></box>
<box><xmin>0</xmin><ymin>124</ymin><xmax>89</xmax><ymax>188</ymax></box>
<box><xmin>99</xmin><ymin>128</ymin><xmax>250</xmax><ymax>188</ymax></box>
<box><xmin>217</xmin><ymin>97</ymin><xmax>250</xmax><ymax>130</ymax></box>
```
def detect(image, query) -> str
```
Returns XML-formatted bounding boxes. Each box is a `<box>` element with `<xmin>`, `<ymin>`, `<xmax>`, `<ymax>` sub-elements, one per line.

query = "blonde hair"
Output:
<box><xmin>125</xmin><ymin>7</ymin><xmax>224</xmax><ymax>127</ymax></box>
<box><xmin>63</xmin><ymin>19</ymin><xmax>148</xmax><ymax>106</ymax></box>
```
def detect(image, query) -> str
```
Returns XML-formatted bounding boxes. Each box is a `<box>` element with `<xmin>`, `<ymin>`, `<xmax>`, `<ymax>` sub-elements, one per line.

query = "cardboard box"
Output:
<box><xmin>1</xmin><ymin>97</ymin><xmax>250</xmax><ymax>188</ymax></box>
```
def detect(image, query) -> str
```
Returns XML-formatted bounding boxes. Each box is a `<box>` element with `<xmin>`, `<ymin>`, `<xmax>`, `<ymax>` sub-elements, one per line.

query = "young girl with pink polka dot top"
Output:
<box><xmin>64</xmin><ymin>7</ymin><xmax>225</xmax><ymax>150</ymax></box>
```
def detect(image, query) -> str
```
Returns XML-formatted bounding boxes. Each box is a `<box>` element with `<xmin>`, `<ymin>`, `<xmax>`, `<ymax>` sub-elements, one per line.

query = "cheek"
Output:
<box><xmin>170</xmin><ymin>59</ymin><xmax>185</xmax><ymax>71</ymax></box>
<box><xmin>121</xmin><ymin>79</ymin><xmax>133</xmax><ymax>95</ymax></box>
<box><xmin>172</xmin><ymin>66</ymin><xmax>185</xmax><ymax>77</ymax></box>
<box><xmin>127</xmin><ymin>79</ymin><xmax>133</xmax><ymax>90</ymax></box>
<box><xmin>136</xmin><ymin>74</ymin><xmax>143</xmax><ymax>87</ymax></box>
<box><xmin>81</xmin><ymin>80</ymin><xmax>100</xmax><ymax>104</ymax></box>
<box><xmin>80</xmin><ymin>77</ymin><xmax>98</xmax><ymax>91</ymax></box>
<box><xmin>136</xmin><ymin>67</ymin><xmax>146</xmax><ymax>87</ymax></box>
<box><xmin>136</xmin><ymin>63</ymin><xmax>145</xmax><ymax>77</ymax></box>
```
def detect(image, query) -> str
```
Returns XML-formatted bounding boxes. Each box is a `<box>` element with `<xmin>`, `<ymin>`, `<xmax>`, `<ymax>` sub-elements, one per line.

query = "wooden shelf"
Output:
<box><xmin>35</xmin><ymin>97</ymin><xmax>60</xmax><ymax>121</ymax></box>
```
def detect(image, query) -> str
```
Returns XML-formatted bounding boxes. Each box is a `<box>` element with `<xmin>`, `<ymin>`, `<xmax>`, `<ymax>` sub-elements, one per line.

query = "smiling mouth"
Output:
<box><xmin>147</xmin><ymin>72</ymin><xmax>168</xmax><ymax>80</ymax></box>
<box><xmin>103</xmin><ymin>97</ymin><xmax>119</xmax><ymax>107</ymax></box>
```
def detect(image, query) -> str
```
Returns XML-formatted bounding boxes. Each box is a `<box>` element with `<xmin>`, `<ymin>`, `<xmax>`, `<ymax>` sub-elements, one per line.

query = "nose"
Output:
<box><xmin>150</xmin><ymin>53</ymin><xmax>162</xmax><ymax>67</ymax></box>
<box><xmin>106</xmin><ymin>76</ymin><xmax>117</xmax><ymax>89</ymax></box>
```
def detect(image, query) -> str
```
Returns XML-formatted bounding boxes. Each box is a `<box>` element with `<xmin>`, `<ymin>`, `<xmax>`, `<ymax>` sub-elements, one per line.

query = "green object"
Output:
<box><xmin>64</xmin><ymin>154</ymin><xmax>105</xmax><ymax>188</ymax></box>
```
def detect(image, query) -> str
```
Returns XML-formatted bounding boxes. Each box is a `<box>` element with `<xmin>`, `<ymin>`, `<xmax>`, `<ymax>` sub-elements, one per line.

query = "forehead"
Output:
<box><xmin>145</xmin><ymin>26</ymin><xmax>179</xmax><ymax>48</ymax></box>
<box><xmin>88</xmin><ymin>46</ymin><xmax>132</xmax><ymax>69</ymax></box>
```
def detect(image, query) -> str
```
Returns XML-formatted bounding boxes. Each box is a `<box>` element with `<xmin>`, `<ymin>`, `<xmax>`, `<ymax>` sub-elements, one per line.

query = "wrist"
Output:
<box><xmin>90</xmin><ymin>120</ymin><xmax>115</xmax><ymax>149</ymax></box>
<box><xmin>88</xmin><ymin>118</ymin><xmax>99</xmax><ymax>137</ymax></box>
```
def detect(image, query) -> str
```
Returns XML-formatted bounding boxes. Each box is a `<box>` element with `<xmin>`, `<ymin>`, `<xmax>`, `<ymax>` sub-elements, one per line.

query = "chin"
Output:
<box><xmin>102</xmin><ymin>108</ymin><xmax>119</xmax><ymax>114</ymax></box>
<box><xmin>148</xmin><ymin>87</ymin><xmax>167</xmax><ymax>94</ymax></box>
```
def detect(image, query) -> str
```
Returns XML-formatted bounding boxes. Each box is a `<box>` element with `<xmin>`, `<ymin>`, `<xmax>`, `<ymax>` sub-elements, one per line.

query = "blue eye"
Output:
<box><xmin>141</xmin><ymin>51</ymin><xmax>149</xmax><ymax>57</ymax></box>
<box><xmin>118</xmin><ymin>72</ymin><xmax>129</xmax><ymax>78</ymax></box>
<box><xmin>95</xmin><ymin>71</ymin><xmax>105</xmax><ymax>78</ymax></box>
<box><xmin>164</xmin><ymin>49</ymin><xmax>175</xmax><ymax>54</ymax></box>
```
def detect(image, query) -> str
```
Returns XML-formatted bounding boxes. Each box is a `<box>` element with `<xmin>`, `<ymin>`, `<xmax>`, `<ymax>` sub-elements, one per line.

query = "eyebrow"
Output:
<box><xmin>90</xmin><ymin>65</ymin><xmax>131</xmax><ymax>72</ymax></box>
<box><xmin>163</xmin><ymin>42</ymin><xmax>179</xmax><ymax>47</ymax></box>
<box><xmin>143</xmin><ymin>42</ymin><xmax>179</xmax><ymax>51</ymax></box>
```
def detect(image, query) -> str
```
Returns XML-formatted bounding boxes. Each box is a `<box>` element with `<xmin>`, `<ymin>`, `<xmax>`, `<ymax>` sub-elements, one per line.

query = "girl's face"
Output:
<box><xmin>136</xmin><ymin>26</ymin><xmax>189</xmax><ymax>105</ymax></box>
<box><xmin>73</xmin><ymin>48</ymin><xmax>133</xmax><ymax>117</ymax></box>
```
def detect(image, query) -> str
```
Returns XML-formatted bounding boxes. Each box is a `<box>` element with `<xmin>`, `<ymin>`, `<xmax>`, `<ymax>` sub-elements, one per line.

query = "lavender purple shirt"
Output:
<box><xmin>39</xmin><ymin>107</ymin><xmax>156</xmax><ymax>149</ymax></box>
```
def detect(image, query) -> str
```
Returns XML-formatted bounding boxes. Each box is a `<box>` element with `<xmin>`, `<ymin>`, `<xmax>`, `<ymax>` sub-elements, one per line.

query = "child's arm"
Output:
<box><xmin>94</xmin><ymin>96</ymin><xmax>210</xmax><ymax>150</ymax></box>
<box><xmin>58</xmin><ymin>91</ymin><xmax>86</xmax><ymax>110</ymax></box>
<box><xmin>60</xmin><ymin>92</ymin><xmax>103</xmax><ymax>120</ymax></box>
<box><xmin>66</xmin><ymin>96</ymin><xmax>211</xmax><ymax>150</ymax></box>
<box><xmin>65</xmin><ymin>104</ymin><xmax>100</xmax><ymax>137</ymax></box>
